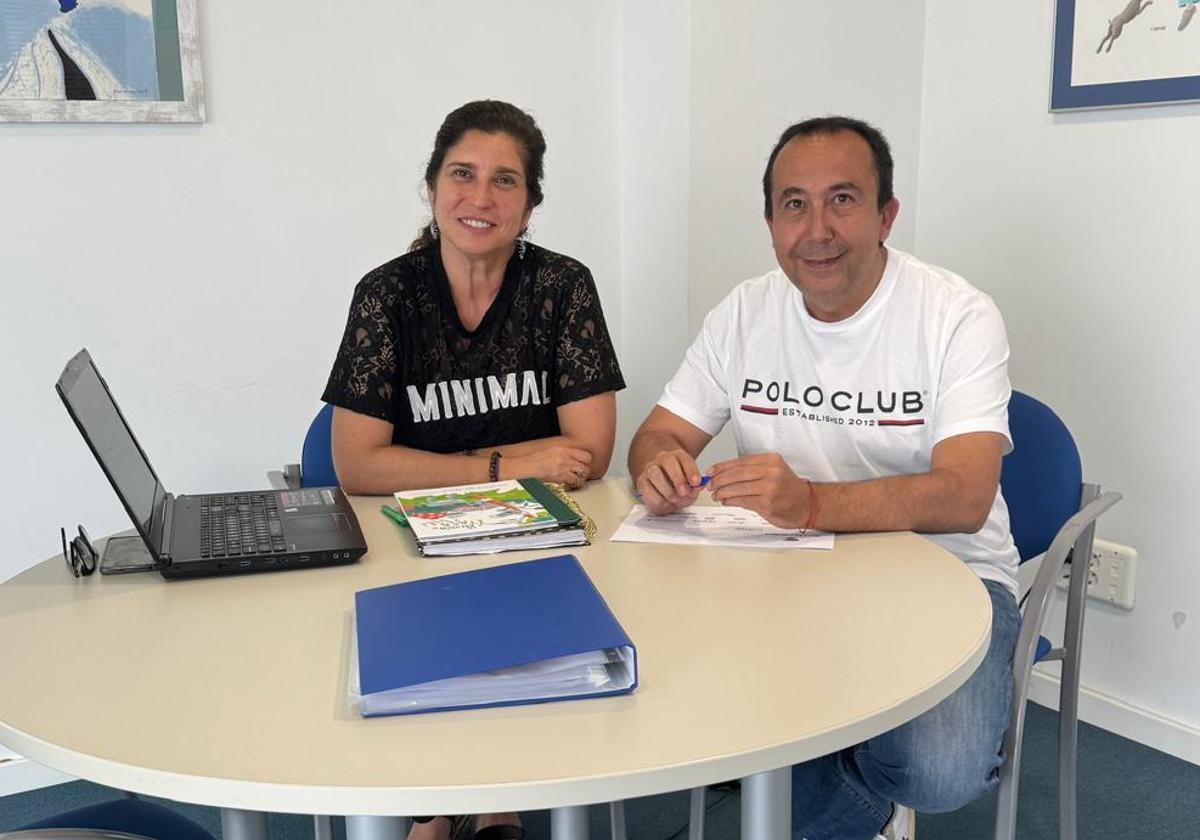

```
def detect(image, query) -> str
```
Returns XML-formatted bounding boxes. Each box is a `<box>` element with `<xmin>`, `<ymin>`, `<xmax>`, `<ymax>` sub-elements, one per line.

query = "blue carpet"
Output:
<box><xmin>919</xmin><ymin>702</ymin><xmax>1200</xmax><ymax>840</ymax></box>
<box><xmin>2</xmin><ymin>703</ymin><xmax>1197</xmax><ymax>839</ymax></box>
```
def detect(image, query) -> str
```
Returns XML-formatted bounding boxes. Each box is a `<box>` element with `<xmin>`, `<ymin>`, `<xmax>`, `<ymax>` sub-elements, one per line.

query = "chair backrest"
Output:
<box><xmin>999</xmin><ymin>391</ymin><xmax>1083</xmax><ymax>562</ymax></box>
<box><xmin>8</xmin><ymin>796</ymin><xmax>214</xmax><ymax>840</ymax></box>
<box><xmin>301</xmin><ymin>403</ymin><xmax>338</xmax><ymax>488</ymax></box>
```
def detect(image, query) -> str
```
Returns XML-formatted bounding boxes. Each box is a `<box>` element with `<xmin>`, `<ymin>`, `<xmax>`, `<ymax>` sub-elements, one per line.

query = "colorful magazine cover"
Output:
<box><xmin>394</xmin><ymin>480</ymin><xmax>558</xmax><ymax>544</ymax></box>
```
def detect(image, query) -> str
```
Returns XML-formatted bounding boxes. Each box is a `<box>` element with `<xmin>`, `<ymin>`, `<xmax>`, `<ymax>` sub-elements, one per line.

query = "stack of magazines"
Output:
<box><xmin>390</xmin><ymin>478</ymin><xmax>591</xmax><ymax>557</ymax></box>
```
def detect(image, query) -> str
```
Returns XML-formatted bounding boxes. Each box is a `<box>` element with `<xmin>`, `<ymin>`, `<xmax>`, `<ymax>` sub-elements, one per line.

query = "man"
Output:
<box><xmin>628</xmin><ymin>117</ymin><xmax>1021</xmax><ymax>840</ymax></box>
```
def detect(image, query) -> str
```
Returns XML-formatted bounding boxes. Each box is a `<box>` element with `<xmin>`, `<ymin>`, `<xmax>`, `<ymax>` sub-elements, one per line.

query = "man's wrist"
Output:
<box><xmin>802</xmin><ymin>480</ymin><xmax>820</xmax><ymax>531</ymax></box>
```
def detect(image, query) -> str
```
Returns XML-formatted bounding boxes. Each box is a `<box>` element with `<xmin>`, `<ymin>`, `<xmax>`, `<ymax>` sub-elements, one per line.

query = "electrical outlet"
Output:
<box><xmin>1057</xmin><ymin>538</ymin><xmax>1137</xmax><ymax>610</ymax></box>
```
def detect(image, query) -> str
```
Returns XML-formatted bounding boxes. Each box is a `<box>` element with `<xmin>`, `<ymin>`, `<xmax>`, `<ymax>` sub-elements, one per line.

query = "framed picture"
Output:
<box><xmin>1052</xmin><ymin>0</ymin><xmax>1200</xmax><ymax>110</ymax></box>
<box><xmin>0</xmin><ymin>0</ymin><xmax>204</xmax><ymax>123</ymax></box>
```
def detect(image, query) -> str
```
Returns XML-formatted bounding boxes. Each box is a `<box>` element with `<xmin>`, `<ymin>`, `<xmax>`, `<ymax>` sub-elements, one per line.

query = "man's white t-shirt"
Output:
<box><xmin>659</xmin><ymin>247</ymin><xmax>1019</xmax><ymax>594</ymax></box>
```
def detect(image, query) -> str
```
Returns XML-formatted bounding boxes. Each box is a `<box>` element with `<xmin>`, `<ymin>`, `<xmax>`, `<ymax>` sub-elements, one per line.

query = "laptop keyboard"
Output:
<box><xmin>199</xmin><ymin>493</ymin><xmax>285</xmax><ymax>558</ymax></box>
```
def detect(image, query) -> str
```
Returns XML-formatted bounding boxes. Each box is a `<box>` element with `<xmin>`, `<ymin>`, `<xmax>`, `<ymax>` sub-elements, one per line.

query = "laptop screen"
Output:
<box><xmin>56</xmin><ymin>350</ymin><xmax>166</xmax><ymax>549</ymax></box>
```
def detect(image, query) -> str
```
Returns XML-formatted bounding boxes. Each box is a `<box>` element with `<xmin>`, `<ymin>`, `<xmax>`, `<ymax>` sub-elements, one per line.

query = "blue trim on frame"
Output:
<box><xmin>1052</xmin><ymin>0</ymin><xmax>1200</xmax><ymax>110</ymax></box>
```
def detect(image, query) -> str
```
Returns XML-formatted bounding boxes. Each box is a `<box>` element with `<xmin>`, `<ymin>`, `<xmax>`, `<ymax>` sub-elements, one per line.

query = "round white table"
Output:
<box><xmin>0</xmin><ymin>479</ymin><xmax>990</xmax><ymax>840</ymax></box>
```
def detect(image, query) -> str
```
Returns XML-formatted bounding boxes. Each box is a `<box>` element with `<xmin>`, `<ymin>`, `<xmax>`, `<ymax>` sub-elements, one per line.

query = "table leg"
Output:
<box><xmin>608</xmin><ymin>801</ymin><xmax>627</xmax><ymax>840</ymax></box>
<box><xmin>220</xmin><ymin>808</ymin><xmax>268</xmax><ymax>840</ymax></box>
<box><xmin>688</xmin><ymin>787</ymin><xmax>706</xmax><ymax>840</ymax></box>
<box><xmin>740</xmin><ymin>767</ymin><xmax>790</xmax><ymax>840</ymax></box>
<box><xmin>345</xmin><ymin>815</ymin><xmax>411</xmax><ymax>840</ymax></box>
<box><xmin>551</xmin><ymin>804</ymin><xmax>590</xmax><ymax>840</ymax></box>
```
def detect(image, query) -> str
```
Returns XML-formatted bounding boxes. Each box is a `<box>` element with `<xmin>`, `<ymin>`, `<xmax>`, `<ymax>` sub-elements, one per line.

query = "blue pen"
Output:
<box><xmin>636</xmin><ymin>474</ymin><xmax>710</xmax><ymax>501</ymax></box>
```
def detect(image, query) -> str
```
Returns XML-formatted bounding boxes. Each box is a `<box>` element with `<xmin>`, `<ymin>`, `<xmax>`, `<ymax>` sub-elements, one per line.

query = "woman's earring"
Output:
<box><xmin>517</xmin><ymin>235</ymin><xmax>527</xmax><ymax>260</ymax></box>
<box><xmin>430</xmin><ymin>219</ymin><xmax>439</xmax><ymax>240</ymax></box>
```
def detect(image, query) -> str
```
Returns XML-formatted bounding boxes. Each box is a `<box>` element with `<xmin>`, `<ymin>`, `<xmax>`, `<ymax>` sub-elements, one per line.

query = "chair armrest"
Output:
<box><xmin>1015</xmin><ymin>489</ymin><xmax>1123</xmax><ymax>677</ymax></box>
<box><xmin>266</xmin><ymin>464</ymin><xmax>302</xmax><ymax>491</ymax></box>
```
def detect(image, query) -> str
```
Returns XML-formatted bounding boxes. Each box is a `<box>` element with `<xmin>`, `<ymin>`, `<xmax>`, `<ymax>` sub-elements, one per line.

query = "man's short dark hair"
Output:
<box><xmin>762</xmin><ymin>116</ymin><xmax>894</xmax><ymax>219</ymax></box>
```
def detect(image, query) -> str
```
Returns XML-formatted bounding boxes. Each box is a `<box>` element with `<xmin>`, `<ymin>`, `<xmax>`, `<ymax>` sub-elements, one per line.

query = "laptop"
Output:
<box><xmin>56</xmin><ymin>348</ymin><xmax>368</xmax><ymax>579</ymax></box>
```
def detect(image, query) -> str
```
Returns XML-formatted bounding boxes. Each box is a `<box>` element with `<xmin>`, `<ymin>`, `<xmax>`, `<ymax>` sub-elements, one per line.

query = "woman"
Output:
<box><xmin>321</xmin><ymin>101</ymin><xmax>625</xmax><ymax>840</ymax></box>
<box><xmin>323</xmin><ymin>99</ymin><xmax>625</xmax><ymax>497</ymax></box>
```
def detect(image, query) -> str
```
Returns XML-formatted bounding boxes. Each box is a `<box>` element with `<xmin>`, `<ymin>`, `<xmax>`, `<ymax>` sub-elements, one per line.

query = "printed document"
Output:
<box><xmin>612</xmin><ymin>504</ymin><xmax>834</xmax><ymax>550</ymax></box>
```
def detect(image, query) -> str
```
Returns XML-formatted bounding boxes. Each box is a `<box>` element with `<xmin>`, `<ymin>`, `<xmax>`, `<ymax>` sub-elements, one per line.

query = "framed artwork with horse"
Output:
<box><xmin>1052</xmin><ymin>0</ymin><xmax>1200</xmax><ymax>110</ymax></box>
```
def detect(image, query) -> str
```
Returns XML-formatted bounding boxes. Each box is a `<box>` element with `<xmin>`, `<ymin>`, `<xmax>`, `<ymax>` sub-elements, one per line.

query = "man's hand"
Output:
<box><xmin>635</xmin><ymin>449</ymin><xmax>707</xmax><ymax>515</ymax></box>
<box><xmin>628</xmin><ymin>406</ymin><xmax>714</xmax><ymax>514</ymax></box>
<box><xmin>707</xmin><ymin>453</ymin><xmax>812</xmax><ymax>529</ymax></box>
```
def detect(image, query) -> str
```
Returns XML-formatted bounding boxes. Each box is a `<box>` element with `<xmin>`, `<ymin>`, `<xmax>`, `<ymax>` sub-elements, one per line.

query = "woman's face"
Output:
<box><xmin>429</xmin><ymin>130</ymin><xmax>533</xmax><ymax>263</ymax></box>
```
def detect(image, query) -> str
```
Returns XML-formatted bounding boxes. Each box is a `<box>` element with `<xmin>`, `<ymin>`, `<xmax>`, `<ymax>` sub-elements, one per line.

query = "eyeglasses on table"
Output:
<box><xmin>61</xmin><ymin>524</ymin><xmax>98</xmax><ymax>577</ymax></box>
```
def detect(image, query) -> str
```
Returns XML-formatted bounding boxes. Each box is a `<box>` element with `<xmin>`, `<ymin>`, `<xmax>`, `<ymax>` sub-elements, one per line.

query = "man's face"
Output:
<box><xmin>765</xmin><ymin>131</ymin><xmax>899</xmax><ymax>322</ymax></box>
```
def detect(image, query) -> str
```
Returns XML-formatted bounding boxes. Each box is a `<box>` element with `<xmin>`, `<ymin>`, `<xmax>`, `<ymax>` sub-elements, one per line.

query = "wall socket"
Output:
<box><xmin>1057</xmin><ymin>538</ymin><xmax>1138</xmax><ymax>610</ymax></box>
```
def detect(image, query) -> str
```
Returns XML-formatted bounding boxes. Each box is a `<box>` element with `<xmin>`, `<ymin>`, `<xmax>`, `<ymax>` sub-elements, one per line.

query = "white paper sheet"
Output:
<box><xmin>611</xmin><ymin>504</ymin><xmax>834</xmax><ymax>550</ymax></box>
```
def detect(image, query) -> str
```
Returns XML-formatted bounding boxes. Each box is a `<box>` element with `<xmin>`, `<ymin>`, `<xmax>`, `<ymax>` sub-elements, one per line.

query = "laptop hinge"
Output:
<box><xmin>159</xmin><ymin>494</ymin><xmax>175</xmax><ymax>563</ymax></box>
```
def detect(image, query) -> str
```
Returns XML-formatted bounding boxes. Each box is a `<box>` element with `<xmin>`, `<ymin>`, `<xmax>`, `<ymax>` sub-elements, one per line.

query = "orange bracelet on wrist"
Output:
<box><xmin>803</xmin><ymin>479</ymin><xmax>820</xmax><ymax>531</ymax></box>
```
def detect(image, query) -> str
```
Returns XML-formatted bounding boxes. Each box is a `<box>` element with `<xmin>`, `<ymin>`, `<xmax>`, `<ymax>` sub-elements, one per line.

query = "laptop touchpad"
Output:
<box><xmin>290</xmin><ymin>513</ymin><xmax>352</xmax><ymax>535</ymax></box>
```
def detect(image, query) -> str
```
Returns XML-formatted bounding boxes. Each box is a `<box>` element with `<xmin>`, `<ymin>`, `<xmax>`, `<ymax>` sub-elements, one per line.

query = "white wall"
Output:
<box><xmin>614</xmin><ymin>0</ymin><xmax>930</xmax><ymax>468</ymax></box>
<box><xmin>688</xmin><ymin>0</ymin><xmax>927</xmax><ymax>462</ymax></box>
<box><xmin>919</xmin><ymin>2</ymin><xmax>1200</xmax><ymax>754</ymax></box>
<box><xmin>2</xmin><ymin>1</ymin><xmax>928</xmax><ymax>583</ymax></box>
<box><xmin>614</xmin><ymin>0</ymin><xmax>692</xmax><ymax>472</ymax></box>
<box><xmin>0</xmin><ymin>2</ymin><xmax>622</xmax><ymax>583</ymax></box>
<box><xmin>5</xmin><ymin>0</ymin><xmax>1196</xmax><ymax>765</ymax></box>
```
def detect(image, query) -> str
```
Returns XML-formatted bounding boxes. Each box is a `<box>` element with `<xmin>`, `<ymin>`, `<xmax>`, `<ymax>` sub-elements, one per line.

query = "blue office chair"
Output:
<box><xmin>639</xmin><ymin>391</ymin><xmax>1122</xmax><ymax>840</ymax></box>
<box><xmin>6</xmin><ymin>794</ymin><xmax>214</xmax><ymax>840</ymax></box>
<box><xmin>993</xmin><ymin>391</ymin><xmax>1121</xmax><ymax>840</ymax></box>
<box><xmin>268</xmin><ymin>403</ymin><xmax>338</xmax><ymax>490</ymax></box>
<box><xmin>265</xmin><ymin>402</ymin><xmax>343</xmax><ymax>840</ymax></box>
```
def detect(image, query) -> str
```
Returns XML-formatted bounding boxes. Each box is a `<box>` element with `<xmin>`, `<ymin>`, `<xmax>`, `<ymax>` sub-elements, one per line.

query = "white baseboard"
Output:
<box><xmin>1029</xmin><ymin>667</ymin><xmax>1200</xmax><ymax>766</ymax></box>
<box><xmin>0</xmin><ymin>757</ymin><xmax>75</xmax><ymax>797</ymax></box>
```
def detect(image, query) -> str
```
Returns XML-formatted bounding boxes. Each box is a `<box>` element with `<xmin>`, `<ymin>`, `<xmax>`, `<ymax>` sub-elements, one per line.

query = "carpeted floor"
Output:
<box><xmin>2</xmin><ymin>703</ymin><xmax>1197</xmax><ymax>839</ymax></box>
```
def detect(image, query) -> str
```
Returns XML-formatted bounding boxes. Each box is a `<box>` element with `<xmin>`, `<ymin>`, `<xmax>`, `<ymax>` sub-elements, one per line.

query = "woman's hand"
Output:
<box><xmin>506</xmin><ymin>445</ymin><xmax>593</xmax><ymax>489</ymax></box>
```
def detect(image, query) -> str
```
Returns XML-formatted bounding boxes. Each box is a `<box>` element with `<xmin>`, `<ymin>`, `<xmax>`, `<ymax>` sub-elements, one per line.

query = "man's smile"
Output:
<box><xmin>798</xmin><ymin>252</ymin><xmax>845</xmax><ymax>271</ymax></box>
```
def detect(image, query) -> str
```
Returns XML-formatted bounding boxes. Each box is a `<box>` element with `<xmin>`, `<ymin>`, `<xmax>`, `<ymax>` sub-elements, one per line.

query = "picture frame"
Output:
<box><xmin>0</xmin><ymin>0</ymin><xmax>204</xmax><ymax>124</ymax></box>
<box><xmin>1052</xmin><ymin>0</ymin><xmax>1200</xmax><ymax>111</ymax></box>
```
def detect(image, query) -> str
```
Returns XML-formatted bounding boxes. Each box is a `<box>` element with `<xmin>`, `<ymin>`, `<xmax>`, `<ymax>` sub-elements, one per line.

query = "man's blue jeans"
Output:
<box><xmin>791</xmin><ymin>580</ymin><xmax>1020</xmax><ymax>840</ymax></box>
